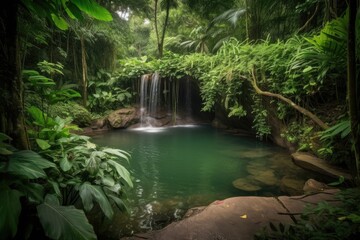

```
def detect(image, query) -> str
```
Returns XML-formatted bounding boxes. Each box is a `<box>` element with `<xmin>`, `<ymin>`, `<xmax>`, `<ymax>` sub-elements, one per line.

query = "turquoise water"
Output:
<box><xmin>92</xmin><ymin>125</ymin><xmax>315</xmax><ymax>238</ymax></box>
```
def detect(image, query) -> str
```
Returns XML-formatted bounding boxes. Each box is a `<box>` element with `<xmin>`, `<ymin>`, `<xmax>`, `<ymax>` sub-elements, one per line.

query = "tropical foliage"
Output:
<box><xmin>0</xmin><ymin>106</ymin><xmax>133</xmax><ymax>238</ymax></box>
<box><xmin>256</xmin><ymin>188</ymin><xmax>360</xmax><ymax>240</ymax></box>
<box><xmin>1</xmin><ymin>0</ymin><xmax>359</xmax><ymax>238</ymax></box>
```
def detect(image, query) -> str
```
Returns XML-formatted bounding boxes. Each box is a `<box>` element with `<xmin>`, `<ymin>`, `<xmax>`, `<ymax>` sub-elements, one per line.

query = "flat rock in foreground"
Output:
<box><xmin>122</xmin><ymin>189</ymin><xmax>339</xmax><ymax>240</ymax></box>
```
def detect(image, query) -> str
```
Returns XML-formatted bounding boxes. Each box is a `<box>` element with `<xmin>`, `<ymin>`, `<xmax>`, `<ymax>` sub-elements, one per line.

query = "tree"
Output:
<box><xmin>347</xmin><ymin>0</ymin><xmax>360</xmax><ymax>181</ymax></box>
<box><xmin>0</xmin><ymin>0</ymin><xmax>29</xmax><ymax>149</ymax></box>
<box><xmin>0</xmin><ymin>0</ymin><xmax>112</xmax><ymax>149</ymax></box>
<box><xmin>154</xmin><ymin>0</ymin><xmax>178</xmax><ymax>57</ymax></box>
<box><xmin>251</xmin><ymin>67</ymin><xmax>329</xmax><ymax>130</ymax></box>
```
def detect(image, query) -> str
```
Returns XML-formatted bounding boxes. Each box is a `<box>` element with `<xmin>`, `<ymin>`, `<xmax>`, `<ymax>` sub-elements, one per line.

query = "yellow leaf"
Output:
<box><xmin>240</xmin><ymin>214</ymin><xmax>247</xmax><ymax>219</ymax></box>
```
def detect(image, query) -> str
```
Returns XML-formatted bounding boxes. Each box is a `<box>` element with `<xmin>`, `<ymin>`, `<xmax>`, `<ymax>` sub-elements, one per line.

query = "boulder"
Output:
<box><xmin>303</xmin><ymin>179</ymin><xmax>330</xmax><ymax>194</ymax></box>
<box><xmin>95</xmin><ymin>118</ymin><xmax>107</xmax><ymax>129</ymax></box>
<box><xmin>107</xmin><ymin>108</ymin><xmax>140</xmax><ymax>128</ymax></box>
<box><xmin>252</xmin><ymin>170</ymin><xmax>279</xmax><ymax>186</ymax></box>
<box><xmin>280</xmin><ymin>176</ymin><xmax>305</xmax><ymax>196</ymax></box>
<box><xmin>291</xmin><ymin>152</ymin><xmax>352</xmax><ymax>180</ymax></box>
<box><xmin>246</xmin><ymin>161</ymin><xmax>267</xmax><ymax>175</ymax></box>
<box><xmin>232</xmin><ymin>177</ymin><xmax>262</xmax><ymax>191</ymax></box>
<box><xmin>121</xmin><ymin>190</ymin><xmax>339</xmax><ymax>240</ymax></box>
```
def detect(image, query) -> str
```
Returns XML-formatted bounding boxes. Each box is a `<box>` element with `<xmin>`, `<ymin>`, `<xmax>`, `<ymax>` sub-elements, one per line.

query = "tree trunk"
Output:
<box><xmin>245</xmin><ymin>0</ymin><xmax>249</xmax><ymax>40</ymax></box>
<box><xmin>251</xmin><ymin>68</ymin><xmax>329</xmax><ymax>130</ymax></box>
<box><xmin>159</xmin><ymin>0</ymin><xmax>171</xmax><ymax>58</ymax></box>
<box><xmin>0</xmin><ymin>0</ymin><xmax>29</xmax><ymax>149</ymax></box>
<box><xmin>80</xmin><ymin>35</ymin><xmax>88</xmax><ymax>107</ymax></box>
<box><xmin>154</xmin><ymin>0</ymin><xmax>171</xmax><ymax>58</ymax></box>
<box><xmin>347</xmin><ymin>0</ymin><xmax>360</xmax><ymax>181</ymax></box>
<box><xmin>154</xmin><ymin>0</ymin><xmax>161</xmax><ymax>57</ymax></box>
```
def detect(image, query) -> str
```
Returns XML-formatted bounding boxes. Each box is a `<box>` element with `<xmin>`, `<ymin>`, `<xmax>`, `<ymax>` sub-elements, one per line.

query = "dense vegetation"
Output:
<box><xmin>0</xmin><ymin>0</ymin><xmax>359</xmax><ymax>239</ymax></box>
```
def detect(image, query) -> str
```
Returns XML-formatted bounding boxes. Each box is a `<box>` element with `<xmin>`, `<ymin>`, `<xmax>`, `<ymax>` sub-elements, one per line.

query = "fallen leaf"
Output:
<box><xmin>240</xmin><ymin>214</ymin><xmax>247</xmax><ymax>219</ymax></box>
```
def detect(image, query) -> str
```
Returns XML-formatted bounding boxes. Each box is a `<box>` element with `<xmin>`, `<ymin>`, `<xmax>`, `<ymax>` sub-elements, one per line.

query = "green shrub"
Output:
<box><xmin>48</xmin><ymin>102</ymin><xmax>92</xmax><ymax>127</ymax></box>
<box><xmin>255</xmin><ymin>188</ymin><xmax>360</xmax><ymax>240</ymax></box>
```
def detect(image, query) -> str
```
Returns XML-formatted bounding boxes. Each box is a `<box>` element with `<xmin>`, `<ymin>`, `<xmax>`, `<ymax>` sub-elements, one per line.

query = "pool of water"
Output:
<box><xmin>91</xmin><ymin>125</ymin><xmax>317</xmax><ymax>238</ymax></box>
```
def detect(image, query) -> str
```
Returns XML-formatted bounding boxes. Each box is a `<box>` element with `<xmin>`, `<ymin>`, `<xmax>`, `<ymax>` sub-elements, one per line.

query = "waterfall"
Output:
<box><xmin>139</xmin><ymin>72</ymin><xmax>161</xmax><ymax>127</ymax></box>
<box><xmin>138</xmin><ymin>73</ymin><xmax>198</xmax><ymax>128</ymax></box>
<box><xmin>140</xmin><ymin>74</ymin><xmax>149</xmax><ymax>126</ymax></box>
<box><xmin>149</xmin><ymin>72</ymin><xmax>160</xmax><ymax>117</ymax></box>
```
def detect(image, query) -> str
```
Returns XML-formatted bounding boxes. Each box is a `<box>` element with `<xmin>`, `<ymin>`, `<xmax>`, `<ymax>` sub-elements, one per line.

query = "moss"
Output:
<box><xmin>49</xmin><ymin>102</ymin><xmax>92</xmax><ymax>127</ymax></box>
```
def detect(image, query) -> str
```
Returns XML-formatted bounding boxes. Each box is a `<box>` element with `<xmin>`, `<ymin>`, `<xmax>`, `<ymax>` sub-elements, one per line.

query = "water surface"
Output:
<box><xmin>92</xmin><ymin>125</ymin><xmax>315</xmax><ymax>238</ymax></box>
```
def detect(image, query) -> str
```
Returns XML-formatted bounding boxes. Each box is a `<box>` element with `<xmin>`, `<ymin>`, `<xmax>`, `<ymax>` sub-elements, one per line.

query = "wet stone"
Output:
<box><xmin>252</xmin><ymin>170</ymin><xmax>279</xmax><ymax>186</ymax></box>
<box><xmin>280</xmin><ymin>176</ymin><xmax>305</xmax><ymax>196</ymax></box>
<box><xmin>232</xmin><ymin>177</ymin><xmax>262</xmax><ymax>191</ymax></box>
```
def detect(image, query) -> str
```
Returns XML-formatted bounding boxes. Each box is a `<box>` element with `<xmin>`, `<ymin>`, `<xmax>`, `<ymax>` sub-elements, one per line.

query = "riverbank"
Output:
<box><xmin>121</xmin><ymin>189</ymin><xmax>339</xmax><ymax>240</ymax></box>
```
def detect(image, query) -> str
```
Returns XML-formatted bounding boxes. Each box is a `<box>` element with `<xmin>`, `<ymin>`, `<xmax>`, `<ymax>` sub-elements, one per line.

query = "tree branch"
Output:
<box><xmin>250</xmin><ymin>67</ymin><xmax>329</xmax><ymax>130</ymax></box>
<box><xmin>297</xmin><ymin>3</ymin><xmax>319</xmax><ymax>33</ymax></box>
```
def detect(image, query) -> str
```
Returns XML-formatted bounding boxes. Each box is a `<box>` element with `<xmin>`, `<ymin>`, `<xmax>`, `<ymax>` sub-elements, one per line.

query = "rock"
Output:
<box><xmin>241</xmin><ymin>150</ymin><xmax>273</xmax><ymax>159</ymax></box>
<box><xmin>121</xmin><ymin>190</ymin><xmax>339</xmax><ymax>240</ymax></box>
<box><xmin>291</xmin><ymin>152</ymin><xmax>352</xmax><ymax>180</ymax></box>
<box><xmin>252</xmin><ymin>170</ymin><xmax>279</xmax><ymax>186</ymax></box>
<box><xmin>280</xmin><ymin>176</ymin><xmax>305</xmax><ymax>196</ymax></box>
<box><xmin>246</xmin><ymin>161</ymin><xmax>267</xmax><ymax>175</ymax></box>
<box><xmin>270</xmin><ymin>152</ymin><xmax>294</xmax><ymax>169</ymax></box>
<box><xmin>152</xmin><ymin>117</ymin><xmax>171</xmax><ymax>127</ymax></box>
<box><xmin>107</xmin><ymin>108</ymin><xmax>140</xmax><ymax>128</ymax></box>
<box><xmin>303</xmin><ymin>179</ymin><xmax>329</xmax><ymax>194</ymax></box>
<box><xmin>232</xmin><ymin>177</ymin><xmax>262</xmax><ymax>191</ymax></box>
<box><xmin>95</xmin><ymin>118</ymin><xmax>107</xmax><ymax>129</ymax></box>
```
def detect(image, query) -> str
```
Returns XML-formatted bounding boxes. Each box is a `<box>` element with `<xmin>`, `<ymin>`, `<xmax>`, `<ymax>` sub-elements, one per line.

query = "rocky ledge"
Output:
<box><xmin>291</xmin><ymin>152</ymin><xmax>352</xmax><ymax>180</ymax></box>
<box><xmin>121</xmin><ymin>189</ymin><xmax>339</xmax><ymax>240</ymax></box>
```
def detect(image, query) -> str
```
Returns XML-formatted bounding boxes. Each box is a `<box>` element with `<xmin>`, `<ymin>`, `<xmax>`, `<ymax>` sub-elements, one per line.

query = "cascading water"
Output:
<box><xmin>138</xmin><ymin>73</ymin><xmax>202</xmax><ymax>128</ymax></box>
<box><xmin>139</xmin><ymin>72</ymin><xmax>161</xmax><ymax>127</ymax></box>
<box><xmin>148</xmin><ymin>72</ymin><xmax>160</xmax><ymax>117</ymax></box>
<box><xmin>140</xmin><ymin>74</ymin><xmax>149</xmax><ymax>127</ymax></box>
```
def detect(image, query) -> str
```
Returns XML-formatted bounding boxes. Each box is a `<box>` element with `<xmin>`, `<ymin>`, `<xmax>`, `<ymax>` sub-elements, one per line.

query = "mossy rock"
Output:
<box><xmin>280</xmin><ymin>176</ymin><xmax>305</xmax><ymax>196</ymax></box>
<box><xmin>232</xmin><ymin>177</ymin><xmax>262</xmax><ymax>191</ymax></box>
<box><xmin>49</xmin><ymin>102</ymin><xmax>92</xmax><ymax>127</ymax></box>
<box><xmin>252</xmin><ymin>170</ymin><xmax>279</xmax><ymax>186</ymax></box>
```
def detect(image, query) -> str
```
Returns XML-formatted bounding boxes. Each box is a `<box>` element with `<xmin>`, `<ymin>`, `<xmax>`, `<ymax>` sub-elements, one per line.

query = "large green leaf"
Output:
<box><xmin>51</xmin><ymin>14</ymin><xmax>69</xmax><ymax>30</ymax></box>
<box><xmin>49</xmin><ymin>180</ymin><xmax>62</xmax><ymax>197</ymax></box>
<box><xmin>79</xmin><ymin>182</ymin><xmax>113</xmax><ymax>219</ymax></box>
<box><xmin>63</xmin><ymin>0</ymin><xmax>84</xmax><ymax>20</ymax></box>
<box><xmin>107</xmin><ymin>160</ymin><xmax>133</xmax><ymax>188</ymax></box>
<box><xmin>0</xmin><ymin>132</ymin><xmax>12</xmax><ymax>142</ymax></box>
<box><xmin>85</xmin><ymin>152</ymin><xmax>99</xmax><ymax>175</ymax></box>
<box><xmin>0</xmin><ymin>185</ymin><xmax>22</xmax><ymax>238</ymax></box>
<box><xmin>36</xmin><ymin>139</ymin><xmax>51</xmax><ymax>150</ymax></box>
<box><xmin>60</xmin><ymin>155</ymin><xmax>72</xmax><ymax>172</ymax></box>
<box><xmin>18</xmin><ymin>183</ymin><xmax>44</xmax><ymax>204</ymax></box>
<box><xmin>321</xmin><ymin>120</ymin><xmax>351</xmax><ymax>140</ymax></box>
<box><xmin>71</xmin><ymin>0</ymin><xmax>112</xmax><ymax>21</ymax></box>
<box><xmin>102</xmin><ymin>176</ymin><xmax>115</xmax><ymax>187</ymax></box>
<box><xmin>0</xmin><ymin>147</ymin><xmax>12</xmax><ymax>155</ymax></box>
<box><xmin>7</xmin><ymin>150</ymin><xmax>56</xmax><ymax>179</ymax></box>
<box><xmin>108</xmin><ymin>194</ymin><xmax>128</xmax><ymax>213</ymax></box>
<box><xmin>37</xmin><ymin>195</ymin><xmax>97</xmax><ymax>240</ymax></box>
<box><xmin>28</xmin><ymin>106</ymin><xmax>56</xmax><ymax>127</ymax></box>
<box><xmin>102</xmin><ymin>148</ymin><xmax>130</xmax><ymax>163</ymax></box>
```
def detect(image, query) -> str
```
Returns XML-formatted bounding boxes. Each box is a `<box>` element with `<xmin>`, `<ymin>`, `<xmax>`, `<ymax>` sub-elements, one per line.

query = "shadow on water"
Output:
<box><xmin>91</xmin><ymin>125</ymin><xmax>322</xmax><ymax>239</ymax></box>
